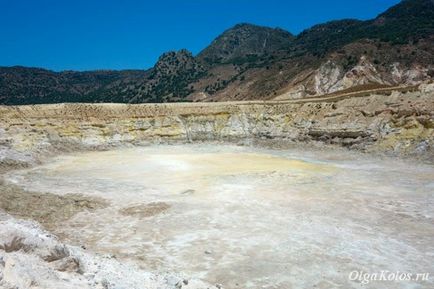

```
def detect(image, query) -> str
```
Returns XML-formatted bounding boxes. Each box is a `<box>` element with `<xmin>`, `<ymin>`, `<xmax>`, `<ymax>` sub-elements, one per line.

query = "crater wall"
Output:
<box><xmin>1</xmin><ymin>87</ymin><xmax>433</xmax><ymax>167</ymax></box>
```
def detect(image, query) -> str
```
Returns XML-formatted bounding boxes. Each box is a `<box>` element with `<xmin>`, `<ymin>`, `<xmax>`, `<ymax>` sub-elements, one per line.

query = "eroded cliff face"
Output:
<box><xmin>1</xmin><ymin>85</ymin><xmax>433</xmax><ymax>167</ymax></box>
<box><xmin>277</xmin><ymin>57</ymin><xmax>432</xmax><ymax>100</ymax></box>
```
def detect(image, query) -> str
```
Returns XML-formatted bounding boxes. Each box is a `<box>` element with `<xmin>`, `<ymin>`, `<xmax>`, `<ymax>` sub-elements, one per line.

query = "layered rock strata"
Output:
<box><xmin>1</xmin><ymin>85</ymin><xmax>433</xmax><ymax>167</ymax></box>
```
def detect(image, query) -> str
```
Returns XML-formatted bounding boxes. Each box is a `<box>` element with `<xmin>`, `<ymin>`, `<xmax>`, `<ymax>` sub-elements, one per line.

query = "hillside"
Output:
<box><xmin>197</xmin><ymin>23</ymin><xmax>294</xmax><ymax>64</ymax></box>
<box><xmin>0</xmin><ymin>0</ymin><xmax>433</xmax><ymax>105</ymax></box>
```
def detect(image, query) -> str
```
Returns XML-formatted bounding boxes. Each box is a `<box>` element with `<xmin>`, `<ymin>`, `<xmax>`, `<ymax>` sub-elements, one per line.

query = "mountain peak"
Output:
<box><xmin>197</xmin><ymin>23</ymin><xmax>294</xmax><ymax>64</ymax></box>
<box><xmin>379</xmin><ymin>0</ymin><xmax>434</xmax><ymax>19</ymax></box>
<box><xmin>152</xmin><ymin>49</ymin><xmax>202</xmax><ymax>77</ymax></box>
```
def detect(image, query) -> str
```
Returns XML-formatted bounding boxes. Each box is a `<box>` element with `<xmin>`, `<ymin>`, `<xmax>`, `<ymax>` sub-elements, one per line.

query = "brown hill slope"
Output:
<box><xmin>0</xmin><ymin>0</ymin><xmax>433</xmax><ymax>104</ymax></box>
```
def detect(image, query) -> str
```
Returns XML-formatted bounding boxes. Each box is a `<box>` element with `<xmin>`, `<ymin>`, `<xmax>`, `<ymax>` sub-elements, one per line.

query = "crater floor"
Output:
<box><xmin>5</xmin><ymin>144</ymin><xmax>434</xmax><ymax>288</ymax></box>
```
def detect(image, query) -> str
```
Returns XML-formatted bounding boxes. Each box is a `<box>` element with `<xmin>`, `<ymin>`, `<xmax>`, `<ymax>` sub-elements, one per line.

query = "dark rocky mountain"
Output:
<box><xmin>1</xmin><ymin>0</ymin><xmax>433</xmax><ymax>105</ymax></box>
<box><xmin>295</xmin><ymin>0</ymin><xmax>434</xmax><ymax>56</ymax></box>
<box><xmin>129</xmin><ymin>49</ymin><xmax>206</xmax><ymax>103</ymax></box>
<box><xmin>197</xmin><ymin>23</ymin><xmax>294</xmax><ymax>64</ymax></box>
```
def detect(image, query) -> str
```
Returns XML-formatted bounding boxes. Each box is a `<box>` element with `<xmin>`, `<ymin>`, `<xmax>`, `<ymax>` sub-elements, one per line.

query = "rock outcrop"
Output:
<box><xmin>1</xmin><ymin>86</ymin><xmax>433</xmax><ymax>168</ymax></box>
<box><xmin>0</xmin><ymin>215</ymin><xmax>211</xmax><ymax>289</ymax></box>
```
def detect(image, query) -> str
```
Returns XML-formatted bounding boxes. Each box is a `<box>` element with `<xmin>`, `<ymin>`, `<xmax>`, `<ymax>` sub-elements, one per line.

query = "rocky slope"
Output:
<box><xmin>1</xmin><ymin>0</ymin><xmax>433</xmax><ymax>104</ymax></box>
<box><xmin>1</xmin><ymin>84</ymin><xmax>433</xmax><ymax>169</ymax></box>
<box><xmin>197</xmin><ymin>23</ymin><xmax>294</xmax><ymax>64</ymax></box>
<box><xmin>0</xmin><ymin>214</ymin><xmax>212</xmax><ymax>289</ymax></box>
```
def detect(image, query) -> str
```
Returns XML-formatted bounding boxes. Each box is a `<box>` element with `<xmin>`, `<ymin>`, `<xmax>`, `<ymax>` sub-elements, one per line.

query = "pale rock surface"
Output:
<box><xmin>0</xmin><ymin>86</ymin><xmax>433</xmax><ymax>165</ymax></box>
<box><xmin>0</xmin><ymin>214</ymin><xmax>212</xmax><ymax>289</ymax></box>
<box><xmin>280</xmin><ymin>57</ymin><xmax>431</xmax><ymax>99</ymax></box>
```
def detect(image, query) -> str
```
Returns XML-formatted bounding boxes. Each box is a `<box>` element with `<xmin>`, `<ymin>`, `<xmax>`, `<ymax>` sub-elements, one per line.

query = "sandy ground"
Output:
<box><xmin>3</xmin><ymin>144</ymin><xmax>434</xmax><ymax>288</ymax></box>
<box><xmin>0</xmin><ymin>181</ymin><xmax>107</xmax><ymax>231</ymax></box>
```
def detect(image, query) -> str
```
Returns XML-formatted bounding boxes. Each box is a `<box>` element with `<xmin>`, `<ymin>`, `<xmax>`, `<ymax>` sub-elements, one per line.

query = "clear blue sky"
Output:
<box><xmin>0</xmin><ymin>0</ymin><xmax>400</xmax><ymax>71</ymax></box>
